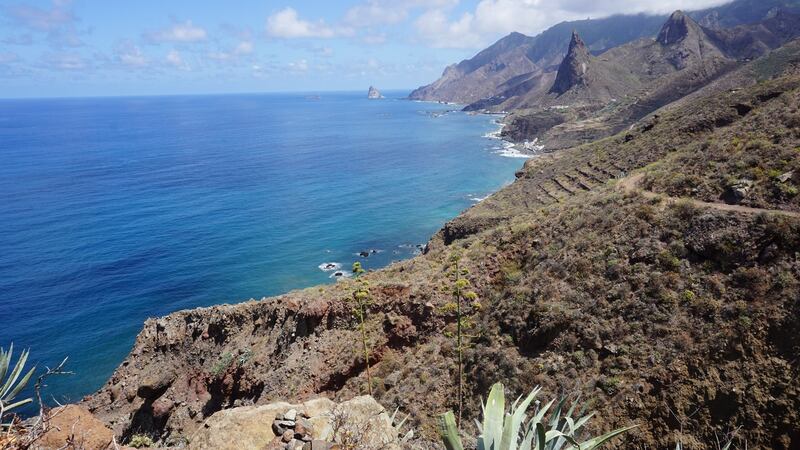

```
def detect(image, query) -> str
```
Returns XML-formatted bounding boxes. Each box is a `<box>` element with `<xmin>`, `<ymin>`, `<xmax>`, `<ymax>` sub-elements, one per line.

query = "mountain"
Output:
<box><xmin>408</xmin><ymin>15</ymin><xmax>664</xmax><ymax>104</ymax></box>
<box><xmin>408</xmin><ymin>32</ymin><xmax>538</xmax><ymax>104</ymax></box>
<box><xmin>82</xmin><ymin>42</ymin><xmax>800</xmax><ymax>448</ymax></box>
<box><xmin>549</xmin><ymin>31</ymin><xmax>592</xmax><ymax>95</ymax></box>
<box><xmin>479</xmin><ymin>9</ymin><xmax>800</xmax><ymax>150</ymax></box>
<box><xmin>409</xmin><ymin>0</ymin><xmax>800</xmax><ymax>104</ymax></box>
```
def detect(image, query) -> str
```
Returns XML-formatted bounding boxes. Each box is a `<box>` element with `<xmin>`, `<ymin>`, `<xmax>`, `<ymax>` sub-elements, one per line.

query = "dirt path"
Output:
<box><xmin>618</xmin><ymin>173</ymin><xmax>800</xmax><ymax>219</ymax></box>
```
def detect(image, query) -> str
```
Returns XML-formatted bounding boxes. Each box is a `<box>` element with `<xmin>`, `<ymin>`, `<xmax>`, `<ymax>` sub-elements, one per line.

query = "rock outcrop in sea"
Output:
<box><xmin>367</xmin><ymin>86</ymin><xmax>384</xmax><ymax>99</ymax></box>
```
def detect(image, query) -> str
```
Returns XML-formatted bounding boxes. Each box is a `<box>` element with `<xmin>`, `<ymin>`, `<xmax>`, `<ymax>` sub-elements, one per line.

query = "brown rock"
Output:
<box><xmin>38</xmin><ymin>405</ymin><xmax>115</xmax><ymax>450</ymax></box>
<box><xmin>282</xmin><ymin>430</ymin><xmax>294</xmax><ymax>442</ymax></box>
<box><xmin>311</xmin><ymin>440</ymin><xmax>330</xmax><ymax>450</ymax></box>
<box><xmin>152</xmin><ymin>398</ymin><xmax>175</xmax><ymax>418</ymax></box>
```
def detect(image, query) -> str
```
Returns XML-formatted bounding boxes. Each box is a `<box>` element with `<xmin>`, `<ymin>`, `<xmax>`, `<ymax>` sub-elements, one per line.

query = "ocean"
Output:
<box><xmin>0</xmin><ymin>91</ymin><xmax>524</xmax><ymax>407</ymax></box>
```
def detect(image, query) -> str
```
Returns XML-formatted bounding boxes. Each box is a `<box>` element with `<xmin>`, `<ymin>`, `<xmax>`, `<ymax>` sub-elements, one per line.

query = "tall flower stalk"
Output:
<box><xmin>351</xmin><ymin>262</ymin><xmax>373</xmax><ymax>396</ymax></box>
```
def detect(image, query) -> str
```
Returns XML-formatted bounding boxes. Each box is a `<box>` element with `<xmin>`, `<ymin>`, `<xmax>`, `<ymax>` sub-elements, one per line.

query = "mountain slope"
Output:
<box><xmin>85</xmin><ymin>42</ymin><xmax>800</xmax><ymax>449</ymax></box>
<box><xmin>410</xmin><ymin>0</ymin><xmax>800</xmax><ymax>104</ymax></box>
<box><xmin>494</xmin><ymin>10</ymin><xmax>800</xmax><ymax>150</ymax></box>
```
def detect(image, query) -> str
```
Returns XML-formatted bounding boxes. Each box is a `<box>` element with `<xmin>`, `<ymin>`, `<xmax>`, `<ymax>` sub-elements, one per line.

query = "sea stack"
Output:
<box><xmin>368</xmin><ymin>86</ymin><xmax>384</xmax><ymax>99</ymax></box>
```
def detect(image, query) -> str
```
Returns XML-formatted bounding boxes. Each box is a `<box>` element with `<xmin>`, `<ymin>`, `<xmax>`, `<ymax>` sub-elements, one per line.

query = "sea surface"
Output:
<box><xmin>0</xmin><ymin>91</ymin><xmax>524</xmax><ymax>407</ymax></box>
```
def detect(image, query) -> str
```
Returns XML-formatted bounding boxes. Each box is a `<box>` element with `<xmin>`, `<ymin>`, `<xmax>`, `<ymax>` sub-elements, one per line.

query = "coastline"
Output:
<box><xmin>482</xmin><ymin>115</ymin><xmax>542</xmax><ymax>159</ymax></box>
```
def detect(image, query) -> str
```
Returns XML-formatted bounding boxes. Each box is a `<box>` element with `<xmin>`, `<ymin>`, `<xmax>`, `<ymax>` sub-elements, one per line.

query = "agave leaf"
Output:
<box><xmin>5</xmin><ymin>366</ymin><xmax>35</xmax><ymax>403</ymax></box>
<box><xmin>2</xmin><ymin>398</ymin><xmax>32</xmax><ymax>411</ymax></box>
<box><xmin>501</xmin><ymin>387</ymin><xmax>541</xmax><ymax>450</ymax></box>
<box><xmin>0</xmin><ymin>345</ymin><xmax>10</xmax><ymax>383</ymax></box>
<box><xmin>0</xmin><ymin>349</ymin><xmax>29</xmax><ymax>399</ymax></box>
<box><xmin>482</xmin><ymin>383</ymin><xmax>506</xmax><ymax>450</ymax></box>
<box><xmin>572</xmin><ymin>413</ymin><xmax>594</xmax><ymax>434</ymax></box>
<box><xmin>530</xmin><ymin>398</ymin><xmax>555</xmax><ymax>429</ymax></box>
<box><xmin>439</xmin><ymin>411</ymin><xmax>464</xmax><ymax>450</ymax></box>
<box><xmin>520</xmin><ymin>421</ymin><xmax>536</xmax><ymax>450</ymax></box>
<box><xmin>548</xmin><ymin>397</ymin><xmax>567</xmax><ymax>431</ymax></box>
<box><xmin>545</xmin><ymin>397</ymin><xmax>567</xmax><ymax>450</ymax></box>
<box><xmin>578</xmin><ymin>425</ymin><xmax>639</xmax><ymax>450</ymax></box>
<box><xmin>536</xmin><ymin>422</ymin><xmax>546</xmax><ymax>450</ymax></box>
<box><xmin>564</xmin><ymin>417</ymin><xmax>576</xmax><ymax>436</ymax></box>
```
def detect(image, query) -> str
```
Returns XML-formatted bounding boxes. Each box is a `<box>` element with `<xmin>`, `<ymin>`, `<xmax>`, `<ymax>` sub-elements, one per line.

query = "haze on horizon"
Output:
<box><xmin>0</xmin><ymin>0</ymin><xmax>733</xmax><ymax>98</ymax></box>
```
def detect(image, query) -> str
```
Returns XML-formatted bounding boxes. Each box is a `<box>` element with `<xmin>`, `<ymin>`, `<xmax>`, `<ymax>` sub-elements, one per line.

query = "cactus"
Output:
<box><xmin>1</xmin><ymin>344</ymin><xmax>36</xmax><ymax>428</ymax></box>
<box><xmin>439</xmin><ymin>382</ymin><xmax>635</xmax><ymax>450</ymax></box>
<box><xmin>440</xmin><ymin>411</ymin><xmax>464</xmax><ymax>450</ymax></box>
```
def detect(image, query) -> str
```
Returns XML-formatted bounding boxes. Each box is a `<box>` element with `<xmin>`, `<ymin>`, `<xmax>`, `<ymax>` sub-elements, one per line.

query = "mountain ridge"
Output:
<box><xmin>409</xmin><ymin>0</ymin><xmax>800</xmax><ymax>105</ymax></box>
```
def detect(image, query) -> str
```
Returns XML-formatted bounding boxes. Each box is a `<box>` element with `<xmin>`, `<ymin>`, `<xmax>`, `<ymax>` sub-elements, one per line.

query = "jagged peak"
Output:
<box><xmin>549</xmin><ymin>30</ymin><xmax>591</xmax><ymax>95</ymax></box>
<box><xmin>657</xmin><ymin>10</ymin><xmax>702</xmax><ymax>45</ymax></box>
<box><xmin>567</xmin><ymin>30</ymin><xmax>588</xmax><ymax>53</ymax></box>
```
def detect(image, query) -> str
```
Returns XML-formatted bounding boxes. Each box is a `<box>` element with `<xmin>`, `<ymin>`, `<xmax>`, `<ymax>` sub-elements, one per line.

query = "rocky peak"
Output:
<box><xmin>657</xmin><ymin>10</ymin><xmax>702</xmax><ymax>45</ymax></box>
<box><xmin>549</xmin><ymin>30</ymin><xmax>591</xmax><ymax>95</ymax></box>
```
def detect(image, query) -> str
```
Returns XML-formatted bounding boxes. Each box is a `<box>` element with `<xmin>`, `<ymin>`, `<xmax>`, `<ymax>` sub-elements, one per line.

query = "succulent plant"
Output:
<box><xmin>1</xmin><ymin>344</ymin><xmax>36</xmax><ymax>428</ymax></box>
<box><xmin>440</xmin><ymin>382</ymin><xmax>635</xmax><ymax>450</ymax></box>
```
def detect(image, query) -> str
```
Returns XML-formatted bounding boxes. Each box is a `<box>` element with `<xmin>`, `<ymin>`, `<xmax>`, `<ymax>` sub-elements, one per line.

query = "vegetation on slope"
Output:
<box><xmin>83</xmin><ymin>43</ymin><xmax>800</xmax><ymax>450</ymax></box>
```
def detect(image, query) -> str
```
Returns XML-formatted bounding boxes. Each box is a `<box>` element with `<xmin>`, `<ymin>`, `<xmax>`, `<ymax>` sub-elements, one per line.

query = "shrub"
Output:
<box><xmin>439</xmin><ymin>382</ymin><xmax>635</xmax><ymax>450</ymax></box>
<box><xmin>128</xmin><ymin>434</ymin><xmax>156</xmax><ymax>448</ymax></box>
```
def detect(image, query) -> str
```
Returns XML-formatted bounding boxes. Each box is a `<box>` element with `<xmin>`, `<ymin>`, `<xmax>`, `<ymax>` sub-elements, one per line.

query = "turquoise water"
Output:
<box><xmin>0</xmin><ymin>91</ymin><xmax>523</xmax><ymax>406</ymax></box>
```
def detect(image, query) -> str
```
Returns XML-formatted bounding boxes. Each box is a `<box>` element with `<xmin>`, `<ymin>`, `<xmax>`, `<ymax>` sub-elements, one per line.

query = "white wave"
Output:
<box><xmin>468</xmin><ymin>194</ymin><xmax>491</xmax><ymax>202</ymax></box>
<box><xmin>318</xmin><ymin>262</ymin><xmax>341</xmax><ymax>272</ymax></box>
<box><xmin>483</xmin><ymin>119</ymin><xmax>505</xmax><ymax>139</ymax></box>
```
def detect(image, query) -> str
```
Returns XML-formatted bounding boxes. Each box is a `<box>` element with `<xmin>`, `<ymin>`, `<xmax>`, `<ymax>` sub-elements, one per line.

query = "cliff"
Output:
<box><xmin>84</xmin><ymin>43</ymin><xmax>800</xmax><ymax>449</ymax></box>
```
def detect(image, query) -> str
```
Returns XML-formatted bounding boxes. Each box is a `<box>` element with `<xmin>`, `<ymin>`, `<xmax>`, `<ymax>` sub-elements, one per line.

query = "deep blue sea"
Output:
<box><xmin>0</xmin><ymin>91</ymin><xmax>523</xmax><ymax>407</ymax></box>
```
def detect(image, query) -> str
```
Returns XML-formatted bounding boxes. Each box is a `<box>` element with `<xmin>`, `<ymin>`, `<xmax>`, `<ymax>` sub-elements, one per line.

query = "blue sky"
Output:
<box><xmin>0</xmin><ymin>0</ymin><xmax>730</xmax><ymax>97</ymax></box>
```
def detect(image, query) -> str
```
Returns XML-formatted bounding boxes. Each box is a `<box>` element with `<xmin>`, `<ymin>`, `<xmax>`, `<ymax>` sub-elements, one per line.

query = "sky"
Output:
<box><xmin>0</xmin><ymin>0</ymin><xmax>732</xmax><ymax>98</ymax></box>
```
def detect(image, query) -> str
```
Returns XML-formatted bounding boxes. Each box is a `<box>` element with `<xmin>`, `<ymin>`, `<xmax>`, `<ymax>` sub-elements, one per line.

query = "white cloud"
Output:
<box><xmin>343</xmin><ymin>0</ymin><xmax>458</xmax><ymax>27</ymax></box>
<box><xmin>41</xmin><ymin>51</ymin><xmax>88</xmax><ymax>70</ymax></box>
<box><xmin>362</xmin><ymin>34</ymin><xmax>387</xmax><ymax>45</ymax></box>
<box><xmin>166</xmin><ymin>49</ymin><xmax>190</xmax><ymax>70</ymax></box>
<box><xmin>205</xmin><ymin>40</ymin><xmax>255</xmax><ymax>65</ymax></box>
<box><xmin>414</xmin><ymin>9</ymin><xmax>484</xmax><ymax>49</ymax></box>
<box><xmin>235</xmin><ymin>41</ymin><xmax>254</xmax><ymax>55</ymax></box>
<box><xmin>414</xmin><ymin>0</ymin><xmax>734</xmax><ymax>49</ymax></box>
<box><xmin>266</xmin><ymin>7</ymin><xmax>352</xmax><ymax>39</ymax></box>
<box><xmin>3</xmin><ymin>0</ymin><xmax>75</xmax><ymax>32</ymax></box>
<box><xmin>145</xmin><ymin>20</ymin><xmax>207</xmax><ymax>43</ymax></box>
<box><xmin>3</xmin><ymin>0</ymin><xmax>85</xmax><ymax>48</ymax></box>
<box><xmin>287</xmin><ymin>58</ymin><xmax>309</xmax><ymax>72</ymax></box>
<box><xmin>117</xmin><ymin>45</ymin><xmax>148</xmax><ymax>67</ymax></box>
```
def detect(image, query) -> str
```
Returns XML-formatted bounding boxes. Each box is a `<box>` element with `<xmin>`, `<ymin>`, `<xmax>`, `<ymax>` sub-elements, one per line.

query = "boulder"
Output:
<box><xmin>189</xmin><ymin>396</ymin><xmax>400</xmax><ymax>450</ymax></box>
<box><xmin>722</xmin><ymin>179</ymin><xmax>753</xmax><ymax>204</ymax></box>
<box><xmin>37</xmin><ymin>405</ymin><xmax>116</xmax><ymax>450</ymax></box>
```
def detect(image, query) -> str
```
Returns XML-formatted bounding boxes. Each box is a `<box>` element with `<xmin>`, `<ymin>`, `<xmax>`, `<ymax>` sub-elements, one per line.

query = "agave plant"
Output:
<box><xmin>440</xmin><ymin>382</ymin><xmax>635</xmax><ymax>450</ymax></box>
<box><xmin>1</xmin><ymin>344</ymin><xmax>36</xmax><ymax>428</ymax></box>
